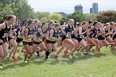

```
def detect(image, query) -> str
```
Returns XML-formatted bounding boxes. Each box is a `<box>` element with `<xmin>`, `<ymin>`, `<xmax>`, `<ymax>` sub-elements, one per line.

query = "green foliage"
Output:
<box><xmin>0</xmin><ymin>0</ymin><xmax>35</xmax><ymax>20</ymax></box>
<box><xmin>36</xmin><ymin>12</ymin><xmax>50</xmax><ymax>20</ymax></box>
<box><xmin>97</xmin><ymin>10</ymin><xmax>116</xmax><ymax>23</ymax></box>
<box><xmin>0</xmin><ymin>4</ymin><xmax>14</xmax><ymax>16</ymax></box>
<box><xmin>85</xmin><ymin>14</ymin><xmax>97</xmax><ymax>21</ymax></box>
<box><xmin>67</xmin><ymin>11</ymin><xmax>85</xmax><ymax>22</ymax></box>
<box><xmin>0</xmin><ymin>0</ymin><xmax>62</xmax><ymax>22</ymax></box>
<box><xmin>40</xmin><ymin>17</ymin><xmax>48</xmax><ymax>22</ymax></box>
<box><xmin>48</xmin><ymin>13</ymin><xmax>62</xmax><ymax>22</ymax></box>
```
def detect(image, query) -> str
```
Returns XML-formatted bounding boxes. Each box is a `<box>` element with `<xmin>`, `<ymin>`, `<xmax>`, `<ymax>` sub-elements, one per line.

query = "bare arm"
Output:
<box><xmin>73</xmin><ymin>28</ymin><xmax>77</xmax><ymax>35</ymax></box>
<box><xmin>105</xmin><ymin>27</ymin><xmax>112</xmax><ymax>36</ymax></box>
<box><xmin>79</xmin><ymin>27</ymin><xmax>83</xmax><ymax>35</ymax></box>
<box><xmin>25</xmin><ymin>28</ymin><xmax>29</xmax><ymax>38</ymax></box>
<box><xmin>50</xmin><ymin>29</ymin><xmax>54</xmax><ymax>38</ymax></box>
<box><xmin>38</xmin><ymin>28</ymin><xmax>45</xmax><ymax>38</ymax></box>
<box><xmin>21</xmin><ymin>27</ymin><xmax>25</xmax><ymax>36</ymax></box>
<box><xmin>0</xmin><ymin>22</ymin><xmax>5</xmax><ymax>30</ymax></box>
<box><xmin>61</xmin><ymin>24</ymin><xmax>68</xmax><ymax>30</ymax></box>
<box><xmin>59</xmin><ymin>26</ymin><xmax>66</xmax><ymax>35</ymax></box>
<box><xmin>33</xmin><ymin>31</ymin><xmax>37</xmax><ymax>39</ymax></box>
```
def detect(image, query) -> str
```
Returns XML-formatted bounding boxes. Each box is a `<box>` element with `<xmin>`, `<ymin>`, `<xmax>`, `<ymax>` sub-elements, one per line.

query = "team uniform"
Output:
<box><xmin>62</xmin><ymin>24</ymin><xmax>74</xmax><ymax>41</ymax></box>
<box><xmin>23</xmin><ymin>27</ymin><xmax>35</xmax><ymax>46</ymax></box>
<box><xmin>16</xmin><ymin>27</ymin><xmax>23</xmax><ymax>44</ymax></box>
<box><xmin>89</xmin><ymin>27</ymin><xmax>97</xmax><ymax>39</ymax></box>
<box><xmin>97</xmin><ymin>29</ymin><xmax>105</xmax><ymax>40</ymax></box>
<box><xmin>72</xmin><ymin>27</ymin><xmax>83</xmax><ymax>43</ymax></box>
<box><xmin>33</xmin><ymin>27</ymin><xmax>43</xmax><ymax>45</ymax></box>
<box><xmin>0</xmin><ymin>23</ymin><xmax>11</xmax><ymax>43</ymax></box>
<box><xmin>46</xmin><ymin>27</ymin><xmax>56</xmax><ymax>44</ymax></box>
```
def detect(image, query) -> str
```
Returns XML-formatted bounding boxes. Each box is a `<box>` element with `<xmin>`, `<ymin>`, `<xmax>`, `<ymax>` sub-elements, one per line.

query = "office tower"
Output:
<box><xmin>90</xmin><ymin>8</ymin><xmax>93</xmax><ymax>14</ymax></box>
<box><xmin>75</xmin><ymin>4</ymin><xmax>83</xmax><ymax>13</ymax></box>
<box><xmin>92</xmin><ymin>3</ymin><xmax>98</xmax><ymax>14</ymax></box>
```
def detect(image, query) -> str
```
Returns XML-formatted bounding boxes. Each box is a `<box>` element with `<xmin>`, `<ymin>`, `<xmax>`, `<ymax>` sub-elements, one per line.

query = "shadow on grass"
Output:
<box><xmin>3</xmin><ymin>58</ymin><xmax>13</xmax><ymax>64</ymax></box>
<box><xmin>33</xmin><ymin>60</ymin><xmax>46</xmax><ymax>65</ymax></box>
<box><xmin>49</xmin><ymin>60</ymin><xmax>59</xmax><ymax>65</ymax></box>
<box><xmin>3</xmin><ymin>55</ymin><xmax>23</xmax><ymax>65</ymax></box>
<box><xmin>0</xmin><ymin>61</ymin><xmax>29</xmax><ymax>71</ymax></box>
<box><xmin>0</xmin><ymin>49</ymin><xmax>107</xmax><ymax>70</ymax></box>
<box><xmin>30</xmin><ymin>55</ymin><xmax>46</xmax><ymax>65</ymax></box>
<box><xmin>61</xmin><ymin>52</ymin><xmax>106</xmax><ymax>65</ymax></box>
<box><xmin>0</xmin><ymin>64</ymin><xmax>17</xmax><ymax>71</ymax></box>
<box><xmin>18</xmin><ymin>62</ymin><xmax>30</xmax><ymax>67</ymax></box>
<box><xmin>111</xmin><ymin>48</ymin><xmax>116</xmax><ymax>55</ymax></box>
<box><xmin>61</xmin><ymin>56</ymin><xmax>78</xmax><ymax>64</ymax></box>
<box><xmin>1</xmin><ymin>54</ymin><xmax>46</xmax><ymax>70</ymax></box>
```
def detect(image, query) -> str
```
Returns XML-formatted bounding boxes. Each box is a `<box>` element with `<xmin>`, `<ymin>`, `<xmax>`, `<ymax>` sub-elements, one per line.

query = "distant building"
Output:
<box><xmin>74</xmin><ymin>4</ymin><xmax>83</xmax><ymax>13</ymax></box>
<box><xmin>92</xmin><ymin>3</ymin><xmax>98</xmax><ymax>14</ymax></box>
<box><xmin>56</xmin><ymin>12</ymin><xmax>67</xmax><ymax>17</ymax></box>
<box><xmin>90</xmin><ymin>8</ymin><xmax>93</xmax><ymax>14</ymax></box>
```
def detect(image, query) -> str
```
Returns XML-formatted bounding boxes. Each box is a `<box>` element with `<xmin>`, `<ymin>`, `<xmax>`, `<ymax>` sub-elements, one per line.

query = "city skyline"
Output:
<box><xmin>90</xmin><ymin>3</ymin><xmax>98</xmax><ymax>14</ymax></box>
<box><xmin>75</xmin><ymin>4</ymin><xmax>83</xmax><ymax>13</ymax></box>
<box><xmin>28</xmin><ymin>0</ymin><xmax>116</xmax><ymax>14</ymax></box>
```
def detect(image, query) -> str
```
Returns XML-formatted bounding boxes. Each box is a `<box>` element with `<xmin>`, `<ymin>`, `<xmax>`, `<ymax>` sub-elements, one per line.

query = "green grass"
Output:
<box><xmin>0</xmin><ymin>45</ymin><xmax>116</xmax><ymax>77</ymax></box>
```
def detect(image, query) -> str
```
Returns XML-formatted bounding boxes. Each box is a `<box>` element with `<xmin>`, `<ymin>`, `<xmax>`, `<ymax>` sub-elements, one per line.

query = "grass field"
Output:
<box><xmin>0</xmin><ymin>45</ymin><xmax>116</xmax><ymax>77</ymax></box>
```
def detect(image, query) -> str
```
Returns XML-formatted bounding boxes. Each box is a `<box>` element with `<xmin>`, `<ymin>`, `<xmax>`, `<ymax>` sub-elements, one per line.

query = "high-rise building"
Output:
<box><xmin>90</xmin><ymin>8</ymin><xmax>93</xmax><ymax>14</ymax></box>
<box><xmin>92</xmin><ymin>3</ymin><xmax>98</xmax><ymax>14</ymax></box>
<box><xmin>74</xmin><ymin>4</ymin><xmax>83</xmax><ymax>13</ymax></box>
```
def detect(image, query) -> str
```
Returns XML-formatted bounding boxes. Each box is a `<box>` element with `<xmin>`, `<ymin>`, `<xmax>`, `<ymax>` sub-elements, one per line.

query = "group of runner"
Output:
<box><xmin>0</xmin><ymin>15</ymin><xmax>116</xmax><ymax>68</ymax></box>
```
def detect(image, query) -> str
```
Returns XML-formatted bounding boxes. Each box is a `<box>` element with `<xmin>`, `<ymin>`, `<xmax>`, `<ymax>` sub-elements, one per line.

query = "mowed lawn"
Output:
<box><xmin>0</xmin><ymin>45</ymin><xmax>116</xmax><ymax>77</ymax></box>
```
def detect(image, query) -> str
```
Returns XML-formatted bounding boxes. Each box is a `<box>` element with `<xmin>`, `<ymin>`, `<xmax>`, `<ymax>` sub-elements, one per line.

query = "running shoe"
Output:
<box><xmin>24</xmin><ymin>60</ymin><xmax>28</xmax><ymax>64</ymax></box>
<box><xmin>11</xmin><ymin>56</ymin><xmax>18</xmax><ymax>61</ymax></box>
<box><xmin>0</xmin><ymin>64</ymin><xmax>3</xmax><ymax>69</ymax></box>
<box><xmin>54</xmin><ymin>55</ymin><xmax>58</xmax><ymax>59</ymax></box>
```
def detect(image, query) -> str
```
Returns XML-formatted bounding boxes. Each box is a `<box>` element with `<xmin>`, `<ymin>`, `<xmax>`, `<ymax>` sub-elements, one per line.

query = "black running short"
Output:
<box><xmin>23</xmin><ymin>41</ymin><xmax>33</xmax><ymax>46</ymax></box>
<box><xmin>98</xmin><ymin>35</ymin><xmax>105</xmax><ymax>40</ymax></box>
<box><xmin>113</xmin><ymin>34</ymin><xmax>116</xmax><ymax>40</ymax></box>
<box><xmin>46</xmin><ymin>40</ymin><xmax>56</xmax><ymax>44</ymax></box>
<box><xmin>33</xmin><ymin>41</ymin><xmax>42</xmax><ymax>45</ymax></box>
<box><xmin>16</xmin><ymin>37</ymin><xmax>23</xmax><ymax>43</ymax></box>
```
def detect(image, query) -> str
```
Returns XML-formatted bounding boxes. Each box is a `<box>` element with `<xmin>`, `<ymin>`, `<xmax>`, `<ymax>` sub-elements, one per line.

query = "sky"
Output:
<box><xmin>28</xmin><ymin>0</ymin><xmax>116</xmax><ymax>14</ymax></box>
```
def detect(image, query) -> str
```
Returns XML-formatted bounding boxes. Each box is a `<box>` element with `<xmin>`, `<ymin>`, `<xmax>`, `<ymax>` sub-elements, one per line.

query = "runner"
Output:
<box><xmin>0</xmin><ymin>15</ymin><xmax>16</xmax><ymax>68</ymax></box>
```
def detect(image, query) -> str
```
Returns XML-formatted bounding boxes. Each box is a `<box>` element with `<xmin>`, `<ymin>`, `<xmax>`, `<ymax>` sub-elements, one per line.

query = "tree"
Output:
<box><xmin>85</xmin><ymin>14</ymin><xmax>97</xmax><ymax>21</ymax></box>
<box><xmin>97</xmin><ymin>10</ymin><xmax>116</xmax><ymax>23</ymax></box>
<box><xmin>36</xmin><ymin>12</ymin><xmax>50</xmax><ymax>20</ymax></box>
<box><xmin>40</xmin><ymin>17</ymin><xmax>48</xmax><ymax>22</ymax></box>
<box><xmin>67</xmin><ymin>11</ymin><xmax>85</xmax><ymax>23</ymax></box>
<box><xmin>48</xmin><ymin>13</ymin><xmax>62</xmax><ymax>22</ymax></box>
<box><xmin>0</xmin><ymin>0</ymin><xmax>36</xmax><ymax>20</ymax></box>
<box><xmin>11</xmin><ymin>0</ymin><xmax>36</xmax><ymax>20</ymax></box>
<box><xmin>0</xmin><ymin>4</ymin><xmax>14</xmax><ymax>16</ymax></box>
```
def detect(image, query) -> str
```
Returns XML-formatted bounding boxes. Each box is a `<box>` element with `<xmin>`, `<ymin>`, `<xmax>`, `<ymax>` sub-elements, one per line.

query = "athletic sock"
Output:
<box><xmin>0</xmin><ymin>64</ymin><xmax>2</xmax><ymax>66</ymax></box>
<box><xmin>0</xmin><ymin>64</ymin><xmax>3</xmax><ymax>68</ymax></box>
<box><xmin>45</xmin><ymin>49</ymin><xmax>50</xmax><ymax>60</ymax></box>
<box><xmin>36</xmin><ymin>51</ymin><xmax>40</xmax><ymax>57</ymax></box>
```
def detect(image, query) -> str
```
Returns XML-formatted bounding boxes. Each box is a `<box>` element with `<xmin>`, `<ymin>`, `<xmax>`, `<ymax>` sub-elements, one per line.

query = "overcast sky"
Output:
<box><xmin>28</xmin><ymin>0</ymin><xmax>116</xmax><ymax>14</ymax></box>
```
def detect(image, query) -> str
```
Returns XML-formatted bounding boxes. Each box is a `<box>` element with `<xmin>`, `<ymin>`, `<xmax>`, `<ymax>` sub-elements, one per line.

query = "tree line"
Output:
<box><xmin>0</xmin><ymin>0</ymin><xmax>116</xmax><ymax>23</ymax></box>
<box><xmin>0</xmin><ymin>0</ymin><xmax>62</xmax><ymax>22</ymax></box>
